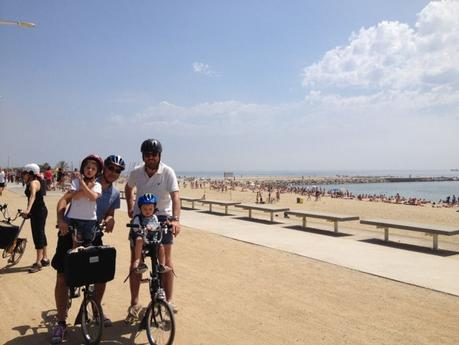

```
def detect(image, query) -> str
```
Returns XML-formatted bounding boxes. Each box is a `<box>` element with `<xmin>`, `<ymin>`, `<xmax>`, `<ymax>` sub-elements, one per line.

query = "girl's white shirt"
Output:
<box><xmin>66</xmin><ymin>178</ymin><xmax>102</xmax><ymax>220</ymax></box>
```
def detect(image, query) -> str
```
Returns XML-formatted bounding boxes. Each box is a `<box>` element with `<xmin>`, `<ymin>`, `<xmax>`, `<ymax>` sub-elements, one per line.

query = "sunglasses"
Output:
<box><xmin>107</xmin><ymin>165</ymin><xmax>122</xmax><ymax>174</ymax></box>
<box><xmin>143</xmin><ymin>152</ymin><xmax>159</xmax><ymax>158</ymax></box>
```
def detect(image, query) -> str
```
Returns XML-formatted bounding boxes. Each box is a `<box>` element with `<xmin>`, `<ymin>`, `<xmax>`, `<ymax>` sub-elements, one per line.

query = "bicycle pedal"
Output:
<box><xmin>140</xmin><ymin>278</ymin><xmax>150</xmax><ymax>284</ymax></box>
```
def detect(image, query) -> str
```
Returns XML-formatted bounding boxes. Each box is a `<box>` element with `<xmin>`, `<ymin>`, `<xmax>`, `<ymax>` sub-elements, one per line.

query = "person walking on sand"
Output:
<box><xmin>125</xmin><ymin>138</ymin><xmax>181</xmax><ymax>321</ymax></box>
<box><xmin>20</xmin><ymin>163</ymin><xmax>50</xmax><ymax>273</ymax></box>
<box><xmin>51</xmin><ymin>154</ymin><xmax>125</xmax><ymax>344</ymax></box>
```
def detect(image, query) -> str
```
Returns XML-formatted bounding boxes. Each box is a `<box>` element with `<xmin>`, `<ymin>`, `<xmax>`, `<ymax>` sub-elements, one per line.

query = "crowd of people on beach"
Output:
<box><xmin>0</xmin><ymin>138</ymin><xmax>181</xmax><ymax>344</ymax></box>
<box><xmin>0</xmin><ymin>166</ymin><xmax>70</xmax><ymax>191</ymax></box>
<box><xmin>181</xmin><ymin>177</ymin><xmax>459</xmax><ymax>208</ymax></box>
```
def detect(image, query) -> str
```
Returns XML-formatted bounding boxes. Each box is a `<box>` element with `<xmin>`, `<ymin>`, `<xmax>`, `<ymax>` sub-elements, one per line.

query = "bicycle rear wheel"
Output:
<box><xmin>81</xmin><ymin>297</ymin><xmax>103</xmax><ymax>345</ymax></box>
<box><xmin>145</xmin><ymin>300</ymin><xmax>175</xmax><ymax>345</ymax></box>
<box><xmin>10</xmin><ymin>239</ymin><xmax>26</xmax><ymax>265</ymax></box>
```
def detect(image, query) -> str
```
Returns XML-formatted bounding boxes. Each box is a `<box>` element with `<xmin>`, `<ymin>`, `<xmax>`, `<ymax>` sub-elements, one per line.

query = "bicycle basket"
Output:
<box><xmin>0</xmin><ymin>222</ymin><xmax>20</xmax><ymax>249</ymax></box>
<box><xmin>64</xmin><ymin>245</ymin><xmax>116</xmax><ymax>287</ymax></box>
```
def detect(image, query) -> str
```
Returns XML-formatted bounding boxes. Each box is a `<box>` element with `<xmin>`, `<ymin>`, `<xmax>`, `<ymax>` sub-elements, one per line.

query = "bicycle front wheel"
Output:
<box><xmin>145</xmin><ymin>300</ymin><xmax>175</xmax><ymax>345</ymax></box>
<box><xmin>81</xmin><ymin>297</ymin><xmax>103</xmax><ymax>345</ymax></box>
<box><xmin>10</xmin><ymin>239</ymin><xmax>27</xmax><ymax>265</ymax></box>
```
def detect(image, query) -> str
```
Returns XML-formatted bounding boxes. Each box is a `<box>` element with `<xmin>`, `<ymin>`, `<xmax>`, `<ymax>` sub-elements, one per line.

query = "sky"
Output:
<box><xmin>1</xmin><ymin>0</ymin><xmax>458</xmax><ymax>172</ymax></box>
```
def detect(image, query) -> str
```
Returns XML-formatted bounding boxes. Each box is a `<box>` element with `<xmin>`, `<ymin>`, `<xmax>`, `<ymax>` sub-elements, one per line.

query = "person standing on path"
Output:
<box><xmin>50</xmin><ymin>154</ymin><xmax>126</xmax><ymax>344</ymax></box>
<box><xmin>20</xmin><ymin>163</ymin><xmax>49</xmax><ymax>273</ymax></box>
<box><xmin>124</xmin><ymin>138</ymin><xmax>181</xmax><ymax>321</ymax></box>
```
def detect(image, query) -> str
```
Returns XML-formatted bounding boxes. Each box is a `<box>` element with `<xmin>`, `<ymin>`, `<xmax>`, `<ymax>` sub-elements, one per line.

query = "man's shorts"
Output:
<box><xmin>158</xmin><ymin>215</ymin><xmax>173</xmax><ymax>245</ymax></box>
<box><xmin>51</xmin><ymin>231</ymin><xmax>103</xmax><ymax>274</ymax></box>
<box><xmin>0</xmin><ymin>183</ymin><xmax>5</xmax><ymax>188</ymax></box>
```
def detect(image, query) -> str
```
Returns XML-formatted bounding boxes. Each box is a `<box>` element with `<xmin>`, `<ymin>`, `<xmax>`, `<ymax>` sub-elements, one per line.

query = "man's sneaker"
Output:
<box><xmin>134</xmin><ymin>263</ymin><xmax>148</xmax><ymax>274</ymax></box>
<box><xmin>41</xmin><ymin>258</ymin><xmax>50</xmax><ymax>267</ymax></box>
<box><xmin>51</xmin><ymin>324</ymin><xmax>66</xmax><ymax>344</ymax></box>
<box><xmin>28</xmin><ymin>263</ymin><xmax>42</xmax><ymax>273</ymax></box>
<box><xmin>103</xmin><ymin>315</ymin><xmax>112</xmax><ymax>327</ymax></box>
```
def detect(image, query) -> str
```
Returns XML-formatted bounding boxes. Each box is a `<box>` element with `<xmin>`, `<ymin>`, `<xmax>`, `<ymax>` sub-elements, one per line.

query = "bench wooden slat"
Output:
<box><xmin>286</xmin><ymin>211</ymin><xmax>359</xmax><ymax>222</ymax></box>
<box><xmin>200</xmin><ymin>200</ymin><xmax>241</xmax><ymax>206</ymax></box>
<box><xmin>180</xmin><ymin>197</ymin><xmax>202</xmax><ymax>202</ymax></box>
<box><xmin>235</xmin><ymin>204</ymin><xmax>290</xmax><ymax>212</ymax></box>
<box><xmin>234</xmin><ymin>204</ymin><xmax>290</xmax><ymax>223</ymax></box>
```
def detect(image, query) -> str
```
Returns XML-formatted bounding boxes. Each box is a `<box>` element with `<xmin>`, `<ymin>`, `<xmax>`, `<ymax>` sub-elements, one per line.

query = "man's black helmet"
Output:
<box><xmin>141</xmin><ymin>139</ymin><xmax>162</xmax><ymax>154</ymax></box>
<box><xmin>104</xmin><ymin>155</ymin><xmax>126</xmax><ymax>171</ymax></box>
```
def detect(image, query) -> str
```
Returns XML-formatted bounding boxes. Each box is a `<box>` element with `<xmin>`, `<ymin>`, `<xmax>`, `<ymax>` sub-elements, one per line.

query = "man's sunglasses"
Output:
<box><xmin>107</xmin><ymin>165</ymin><xmax>122</xmax><ymax>174</ymax></box>
<box><xmin>143</xmin><ymin>152</ymin><xmax>160</xmax><ymax>158</ymax></box>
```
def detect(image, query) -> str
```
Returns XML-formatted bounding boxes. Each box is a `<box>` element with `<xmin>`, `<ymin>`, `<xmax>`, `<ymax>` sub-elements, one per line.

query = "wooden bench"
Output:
<box><xmin>285</xmin><ymin>211</ymin><xmax>359</xmax><ymax>233</ymax></box>
<box><xmin>200</xmin><ymin>200</ymin><xmax>241</xmax><ymax>215</ymax></box>
<box><xmin>180</xmin><ymin>197</ymin><xmax>202</xmax><ymax>209</ymax></box>
<box><xmin>360</xmin><ymin>218</ymin><xmax>459</xmax><ymax>250</ymax></box>
<box><xmin>235</xmin><ymin>204</ymin><xmax>290</xmax><ymax>223</ymax></box>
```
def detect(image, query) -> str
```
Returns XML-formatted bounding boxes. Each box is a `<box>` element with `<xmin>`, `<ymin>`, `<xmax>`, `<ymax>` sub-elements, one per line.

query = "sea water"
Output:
<box><xmin>176</xmin><ymin>169</ymin><xmax>459</xmax><ymax>202</ymax></box>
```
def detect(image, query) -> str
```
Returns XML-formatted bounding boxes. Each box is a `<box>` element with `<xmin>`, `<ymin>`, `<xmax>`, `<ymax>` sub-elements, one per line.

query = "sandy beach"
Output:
<box><xmin>1</xmin><ymin>185</ymin><xmax>459</xmax><ymax>344</ymax></box>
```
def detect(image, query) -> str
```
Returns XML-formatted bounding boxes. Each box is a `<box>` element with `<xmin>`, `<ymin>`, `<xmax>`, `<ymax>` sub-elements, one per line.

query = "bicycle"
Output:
<box><xmin>126</xmin><ymin>219</ymin><xmax>176</xmax><ymax>345</ymax></box>
<box><xmin>0</xmin><ymin>203</ymin><xmax>27</xmax><ymax>266</ymax></box>
<box><xmin>61</xmin><ymin>223</ymin><xmax>115</xmax><ymax>345</ymax></box>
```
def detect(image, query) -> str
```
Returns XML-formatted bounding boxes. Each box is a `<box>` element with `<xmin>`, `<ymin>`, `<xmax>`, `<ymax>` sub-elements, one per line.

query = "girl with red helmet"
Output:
<box><xmin>63</xmin><ymin>154</ymin><xmax>103</xmax><ymax>245</ymax></box>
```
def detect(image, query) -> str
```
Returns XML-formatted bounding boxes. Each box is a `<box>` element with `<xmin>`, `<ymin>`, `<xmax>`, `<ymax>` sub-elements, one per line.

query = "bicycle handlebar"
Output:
<box><xmin>126</xmin><ymin>219</ymin><xmax>172</xmax><ymax>245</ymax></box>
<box><xmin>0</xmin><ymin>204</ymin><xmax>23</xmax><ymax>222</ymax></box>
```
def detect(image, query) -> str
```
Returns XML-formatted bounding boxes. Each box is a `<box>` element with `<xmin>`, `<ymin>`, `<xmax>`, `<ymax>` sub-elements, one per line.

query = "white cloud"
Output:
<box><xmin>192</xmin><ymin>62</ymin><xmax>216</xmax><ymax>76</ymax></box>
<box><xmin>302</xmin><ymin>0</ymin><xmax>459</xmax><ymax>94</ymax></box>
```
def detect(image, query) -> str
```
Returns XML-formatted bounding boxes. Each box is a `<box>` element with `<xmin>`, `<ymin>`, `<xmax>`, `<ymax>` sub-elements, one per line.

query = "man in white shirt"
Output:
<box><xmin>125</xmin><ymin>138</ymin><xmax>181</xmax><ymax>320</ymax></box>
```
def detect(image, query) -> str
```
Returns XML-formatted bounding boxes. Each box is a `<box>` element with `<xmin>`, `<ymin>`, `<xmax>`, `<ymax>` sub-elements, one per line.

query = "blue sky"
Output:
<box><xmin>1</xmin><ymin>0</ymin><xmax>458</xmax><ymax>172</ymax></box>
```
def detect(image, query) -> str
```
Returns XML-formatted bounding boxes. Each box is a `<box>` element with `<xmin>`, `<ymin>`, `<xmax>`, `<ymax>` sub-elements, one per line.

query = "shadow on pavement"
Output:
<box><xmin>359</xmin><ymin>238</ymin><xmax>459</xmax><ymax>257</ymax></box>
<box><xmin>283</xmin><ymin>225</ymin><xmax>352</xmax><ymax>237</ymax></box>
<box><xmin>4</xmin><ymin>309</ymin><xmax>148</xmax><ymax>345</ymax></box>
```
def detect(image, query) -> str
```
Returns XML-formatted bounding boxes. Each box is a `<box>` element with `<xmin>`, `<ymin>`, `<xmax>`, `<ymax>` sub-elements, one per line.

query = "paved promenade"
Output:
<box><xmin>180</xmin><ymin>209</ymin><xmax>459</xmax><ymax>296</ymax></box>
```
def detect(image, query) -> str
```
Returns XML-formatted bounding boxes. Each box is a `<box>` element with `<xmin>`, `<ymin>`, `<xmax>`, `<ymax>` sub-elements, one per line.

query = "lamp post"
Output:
<box><xmin>0</xmin><ymin>19</ymin><xmax>36</xmax><ymax>28</ymax></box>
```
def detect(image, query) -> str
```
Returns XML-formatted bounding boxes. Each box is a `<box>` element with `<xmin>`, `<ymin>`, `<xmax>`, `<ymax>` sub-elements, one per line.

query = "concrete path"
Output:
<box><xmin>181</xmin><ymin>209</ymin><xmax>459</xmax><ymax>296</ymax></box>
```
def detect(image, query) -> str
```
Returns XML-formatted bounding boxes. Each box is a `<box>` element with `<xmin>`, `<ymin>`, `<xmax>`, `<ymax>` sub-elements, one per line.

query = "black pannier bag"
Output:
<box><xmin>0</xmin><ymin>222</ymin><xmax>19</xmax><ymax>249</ymax></box>
<box><xmin>64</xmin><ymin>245</ymin><xmax>116</xmax><ymax>287</ymax></box>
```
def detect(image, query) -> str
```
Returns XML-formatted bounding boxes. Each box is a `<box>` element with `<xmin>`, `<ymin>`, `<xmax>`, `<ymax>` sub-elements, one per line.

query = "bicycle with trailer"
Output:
<box><xmin>0</xmin><ymin>203</ymin><xmax>27</xmax><ymax>266</ymax></box>
<box><xmin>58</xmin><ymin>222</ymin><xmax>116</xmax><ymax>345</ymax></box>
<box><xmin>125</xmin><ymin>218</ymin><xmax>176</xmax><ymax>345</ymax></box>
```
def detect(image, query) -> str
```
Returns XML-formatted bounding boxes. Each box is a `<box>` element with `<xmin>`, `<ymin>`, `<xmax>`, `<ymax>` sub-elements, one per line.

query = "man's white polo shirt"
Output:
<box><xmin>127</xmin><ymin>162</ymin><xmax>179</xmax><ymax>216</ymax></box>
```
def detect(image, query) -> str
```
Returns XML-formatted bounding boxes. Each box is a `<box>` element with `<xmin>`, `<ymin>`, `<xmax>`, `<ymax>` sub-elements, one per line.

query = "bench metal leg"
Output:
<box><xmin>334</xmin><ymin>221</ymin><xmax>338</xmax><ymax>233</ymax></box>
<box><xmin>191</xmin><ymin>201</ymin><xmax>195</xmax><ymax>209</ymax></box>
<box><xmin>180</xmin><ymin>200</ymin><xmax>183</xmax><ymax>209</ymax></box>
<box><xmin>270</xmin><ymin>212</ymin><xmax>274</xmax><ymax>223</ymax></box>
<box><xmin>384</xmin><ymin>227</ymin><xmax>389</xmax><ymax>242</ymax></box>
<box><xmin>433</xmin><ymin>234</ymin><xmax>438</xmax><ymax>251</ymax></box>
<box><xmin>209</xmin><ymin>204</ymin><xmax>212</xmax><ymax>213</ymax></box>
<box><xmin>248</xmin><ymin>209</ymin><xmax>252</xmax><ymax>219</ymax></box>
<box><xmin>225</xmin><ymin>205</ymin><xmax>228</xmax><ymax>215</ymax></box>
<box><xmin>302</xmin><ymin>217</ymin><xmax>307</xmax><ymax>228</ymax></box>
